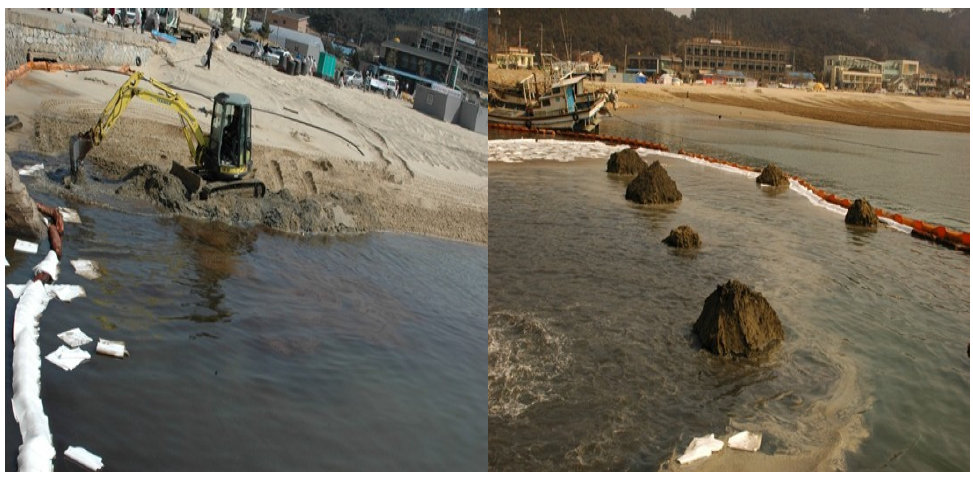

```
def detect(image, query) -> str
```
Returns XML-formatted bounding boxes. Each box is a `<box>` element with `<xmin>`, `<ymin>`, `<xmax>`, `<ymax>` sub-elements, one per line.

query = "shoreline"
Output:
<box><xmin>489</xmin><ymin>66</ymin><xmax>969</xmax><ymax>133</ymax></box>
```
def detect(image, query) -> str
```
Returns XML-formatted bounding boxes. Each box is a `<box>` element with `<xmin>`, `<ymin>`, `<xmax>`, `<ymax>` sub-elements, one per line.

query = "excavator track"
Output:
<box><xmin>199</xmin><ymin>179</ymin><xmax>267</xmax><ymax>200</ymax></box>
<box><xmin>169</xmin><ymin>161</ymin><xmax>265</xmax><ymax>200</ymax></box>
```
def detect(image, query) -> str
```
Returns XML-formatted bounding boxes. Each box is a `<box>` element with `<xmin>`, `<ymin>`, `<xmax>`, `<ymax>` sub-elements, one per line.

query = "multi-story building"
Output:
<box><xmin>823</xmin><ymin>55</ymin><xmax>884</xmax><ymax>92</ymax></box>
<box><xmin>265</xmin><ymin>9</ymin><xmax>309</xmax><ymax>33</ymax></box>
<box><xmin>417</xmin><ymin>20</ymin><xmax>488</xmax><ymax>91</ymax></box>
<box><xmin>380</xmin><ymin>20</ymin><xmax>488</xmax><ymax>95</ymax></box>
<box><xmin>682</xmin><ymin>38</ymin><xmax>790</xmax><ymax>83</ymax></box>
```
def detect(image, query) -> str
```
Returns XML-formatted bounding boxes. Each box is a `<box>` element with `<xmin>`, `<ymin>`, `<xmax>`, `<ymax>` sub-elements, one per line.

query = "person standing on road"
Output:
<box><xmin>204</xmin><ymin>41</ymin><xmax>213</xmax><ymax>70</ymax></box>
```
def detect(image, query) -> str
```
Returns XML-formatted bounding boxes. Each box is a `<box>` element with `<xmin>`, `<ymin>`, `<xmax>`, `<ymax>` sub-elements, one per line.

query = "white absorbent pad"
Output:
<box><xmin>59</xmin><ymin>207</ymin><xmax>82</xmax><ymax>223</ymax></box>
<box><xmin>14</xmin><ymin>240</ymin><xmax>39</xmax><ymax>254</ymax></box>
<box><xmin>8</xmin><ymin>284</ymin><xmax>27</xmax><ymax>299</ymax></box>
<box><xmin>71</xmin><ymin>259</ymin><xmax>101</xmax><ymax>280</ymax></box>
<box><xmin>33</xmin><ymin>251</ymin><xmax>60</xmax><ymax>280</ymax></box>
<box><xmin>45</xmin><ymin>346</ymin><xmax>91</xmax><ymax>372</ymax></box>
<box><xmin>48</xmin><ymin>284</ymin><xmax>86</xmax><ymax>302</ymax></box>
<box><xmin>9</xmin><ymin>284</ymin><xmax>84</xmax><ymax>302</ymax></box>
<box><xmin>728</xmin><ymin>430</ymin><xmax>762</xmax><ymax>452</ymax></box>
<box><xmin>64</xmin><ymin>446</ymin><xmax>104</xmax><ymax>471</ymax></box>
<box><xmin>58</xmin><ymin>328</ymin><xmax>93</xmax><ymax>348</ymax></box>
<box><xmin>19</xmin><ymin>164</ymin><xmax>44</xmax><ymax>176</ymax></box>
<box><xmin>677</xmin><ymin>433</ymin><xmax>725</xmax><ymax>465</ymax></box>
<box><xmin>96</xmin><ymin>339</ymin><xmax>128</xmax><ymax>358</ymax></box>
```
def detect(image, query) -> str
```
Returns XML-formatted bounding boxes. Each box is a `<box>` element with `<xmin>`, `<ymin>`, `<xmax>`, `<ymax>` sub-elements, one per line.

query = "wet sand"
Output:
<box><xmin>7</xmin><ymin>33</ymin><xmax>486</xmax><ymax>243</ymax></box>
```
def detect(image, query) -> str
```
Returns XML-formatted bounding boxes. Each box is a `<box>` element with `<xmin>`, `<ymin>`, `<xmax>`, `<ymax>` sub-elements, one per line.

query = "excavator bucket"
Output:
<box><xmin>169</xmin><ymin>161</ymin><xmax>203</xmax><ymax>197</ymax></box>
<box><xmin>69</xmin><ymin>134</ymin><xmax>93</xmax><ymax>177</ymax></box>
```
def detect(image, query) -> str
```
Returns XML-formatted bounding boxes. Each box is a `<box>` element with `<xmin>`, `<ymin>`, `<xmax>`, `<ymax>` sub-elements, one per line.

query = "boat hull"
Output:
<box><xmin>489</xmin><ymin>97</ymin><xmax>606</xmax><ymax>132</ymax></box>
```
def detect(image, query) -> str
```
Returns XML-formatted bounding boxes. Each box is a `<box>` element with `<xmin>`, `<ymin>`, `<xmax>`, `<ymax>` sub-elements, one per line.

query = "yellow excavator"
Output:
<box><xmin>69</xmin><ymin>70</ymin><xmax>266</xmax><ymax>200</ymax></box>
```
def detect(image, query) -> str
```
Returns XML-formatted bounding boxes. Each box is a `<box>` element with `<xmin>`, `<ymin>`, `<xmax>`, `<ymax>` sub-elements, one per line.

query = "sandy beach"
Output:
<box><xmin>489</xmin><ymin>65</ymin><xmax>969</xmax><ymax>133</ymax></box>
<box><xmin>7</xmin><ymin>24</ymin><xmax>487</xmax><ymax>243</ymax></box>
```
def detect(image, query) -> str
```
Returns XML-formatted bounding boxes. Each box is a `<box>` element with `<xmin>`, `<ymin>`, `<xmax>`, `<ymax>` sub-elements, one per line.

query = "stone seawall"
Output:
<box><xmin>5</xmin><ymin>9</ymin><xmax>162</xmax><ymax>71</ymax></box>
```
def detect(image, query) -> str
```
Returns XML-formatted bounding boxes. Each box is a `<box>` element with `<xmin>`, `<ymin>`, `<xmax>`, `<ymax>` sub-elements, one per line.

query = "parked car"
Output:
<box><xmin>262</xmin><ymin>46</ymin><xmax>286</xmax><ymax>66</ymax></box>
<box><xmin>229</xmin><ymin>38</ymin><xmax>261</xmax><ymax>58</ymax></box>
<box><xmin>109</xmin><ymin>8</ymin><xmax>137</xmax><ymax>28</ymax></box>
<box><xmin>345</xmin><ymin>71</ymin><xmax>363</xmax><ymax>88</ymax></box>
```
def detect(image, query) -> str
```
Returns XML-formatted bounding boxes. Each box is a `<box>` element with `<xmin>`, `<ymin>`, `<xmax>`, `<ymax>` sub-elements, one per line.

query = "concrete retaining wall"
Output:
<box><xmin>5</xmin><ymin>9</ymin><xmax>159</xmax><ymax>71</ymax></box>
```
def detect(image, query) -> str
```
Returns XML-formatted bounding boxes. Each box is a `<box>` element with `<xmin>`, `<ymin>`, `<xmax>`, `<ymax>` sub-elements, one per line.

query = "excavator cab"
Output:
<box><xmin>206</xmin><ymin>93</ymin><xmax>252</xmax><ymax>181</ymax></box>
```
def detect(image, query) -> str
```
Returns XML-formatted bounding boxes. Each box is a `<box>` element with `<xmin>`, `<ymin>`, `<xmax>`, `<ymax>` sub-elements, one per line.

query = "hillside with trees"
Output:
<box><xmin>297</xmin><ymin>8</ymin><xmax>487</xmax><ymax>45</ymax></box>
<box><xmin>491</xmin><ymin>8</ymin><xmax>969</xmax><ymax>77</ymax></box>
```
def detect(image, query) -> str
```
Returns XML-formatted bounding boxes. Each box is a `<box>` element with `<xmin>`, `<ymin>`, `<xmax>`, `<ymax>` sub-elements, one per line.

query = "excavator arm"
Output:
<box><xmin>70</xmin><ymin>70</ymin><xmax>209</xmax><ymax>176</ymax></box>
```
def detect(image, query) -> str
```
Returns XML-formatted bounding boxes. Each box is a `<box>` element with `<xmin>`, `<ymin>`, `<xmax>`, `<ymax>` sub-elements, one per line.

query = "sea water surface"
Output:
<box><xmin>604</xmin><ymin>102</ymin><xmax>970</xmax><ymax>230</ymax></box>
<box><xmin>487</xmin><ymin>134</ymin><xmax>969</xmax><ymax>471</ymax></box>
<box><xmin>6</xmin><ymin>191</ymin><xmax>486</xmax><ymax>471</ymax></box>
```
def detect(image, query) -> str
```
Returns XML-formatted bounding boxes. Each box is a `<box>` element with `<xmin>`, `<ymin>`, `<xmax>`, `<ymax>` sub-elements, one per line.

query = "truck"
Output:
<box><xmin>369</xmin><ymin>74</ymin><xmax>399</xmax><ymax>93</ymax></box>
<box><xmin>158</xmin><ymin>8</ymin><xmax>209</xmax><ymax>43</ymax></box>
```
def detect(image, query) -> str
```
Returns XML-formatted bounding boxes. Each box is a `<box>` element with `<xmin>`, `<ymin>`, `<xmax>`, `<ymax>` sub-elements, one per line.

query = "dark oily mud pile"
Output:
<box><xmin>624</xmin><ymin>161</ymin><xmax>682</xmax><ymax>204</ymax></box>
<box><xmin>606</xmin><ymin>148</ymin><xmax>648</xmax><ymax>175</ymax></box>
<box><xmin>755</xmin><ymin>163</ymin><xmax>790</xmax><ymax>187</ymax></box>
<box><xmin>693</xmin><ymin>279</ymin><xmax>785</xmax><ymax>358</ymax></box>
<box><xmin>844</xmin><ymin>198</ymin><xmax>879</xmax><ymax>229</ymax></box>
<box><xmin>115</xmin><ymin>164</ymin><xmax>361</xmax><ymax>235</ymax></box>
<box><xmin>662</xmin><ymin>225</ymin><xmax>701</xmax><ymax>248</ymax></box>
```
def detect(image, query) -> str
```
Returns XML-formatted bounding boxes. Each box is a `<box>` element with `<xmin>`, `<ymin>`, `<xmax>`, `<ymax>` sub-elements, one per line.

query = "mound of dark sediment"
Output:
<box><xmin>844</xmin><ymin>198</ymin><xmax>879</xmax><ymax>229</ymax></box>
<box><xmin>607</xmin><ymin>148</ymin><xmax>648</xmax><ymax>175</ymax></box>
<box><xmin>693</xmin><ymin>279</ymin><xmax>784</xmax><ymax>358</ymax></box>
<box><xmin>662</xmin><ymin>225</ymin><xmax>701</xmax><ymax>248</ymax></box>
<box><xmin>115</xmin><ymin>164</ymin><xmax>360</xmax><ymax>235</ymax></box>
<box><xmin>755</xmin><ymin>163</ymin><xmax>789</xmax><ymax>187</ymax></box>
<box><xmin>625</xmin><ymin>161</ymin><xmax>682</xmax><ymax>204</ymax></box>
<box><xmin>118</xmin><ymin>164</ymin><xmax>191</xmax><ymax>211</ymax></box>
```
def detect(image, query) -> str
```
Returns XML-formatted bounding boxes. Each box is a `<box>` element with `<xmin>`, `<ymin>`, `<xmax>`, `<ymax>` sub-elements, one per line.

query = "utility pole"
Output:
<box><xmin>518</xmin><ymin>27</ymin><xmax>521</xmax><ymax>48</ymax></box>
<box><xmin>446</xmin><ymin>33</ymin><xmax>459</xmax><ymax>88</ymax></box>
<box><xmin>539</xmin><ymin>23</ymin><xmax>544</xmax><ymax>69</ymax></box>
<box><xmin>624</xmin><ymin>44</ymin><xmax>628</xmax><ymax>73</ymax></box>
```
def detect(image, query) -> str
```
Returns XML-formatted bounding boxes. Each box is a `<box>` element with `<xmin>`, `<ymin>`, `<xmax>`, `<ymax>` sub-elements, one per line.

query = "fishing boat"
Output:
<box><xmin>489</xmin><ymin>74</ymin><xmax>607</xmax><ymax>132</ymax></box>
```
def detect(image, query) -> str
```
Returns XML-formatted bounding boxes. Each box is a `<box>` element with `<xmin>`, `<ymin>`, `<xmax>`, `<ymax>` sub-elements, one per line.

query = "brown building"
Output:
<box><xmin>578</xmin><ymin>51</ymin><xmax>603</xmax><ymax>65</ymax></box>
<box><xmin>267</xmin><ymin>9</ymin><xmax>309</xmax><ymax>33</ymax></box>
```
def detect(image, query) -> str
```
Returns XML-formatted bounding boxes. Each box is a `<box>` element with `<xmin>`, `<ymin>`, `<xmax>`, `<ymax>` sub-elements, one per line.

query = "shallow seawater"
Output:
<box><xmin>487</xmin><ymin>139</ymin><xmax>969</xmax><ymax>471</ymax></box>
<box><xmin>603</xmin><ymin>103</ymin><xmax>970</xmax><ymax>231</ymax></box>
<box><xmin>6</xmin><ymin>192</ymin><xmax>486</xmax><ymax>471</ymax></box>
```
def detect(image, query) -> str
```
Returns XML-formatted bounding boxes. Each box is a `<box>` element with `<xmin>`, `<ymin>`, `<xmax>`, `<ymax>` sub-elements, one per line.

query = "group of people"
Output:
<box><xmin>98</xmin><ymin>8</ymin><xmax>161</xmax><ymax>35</ymax></box>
